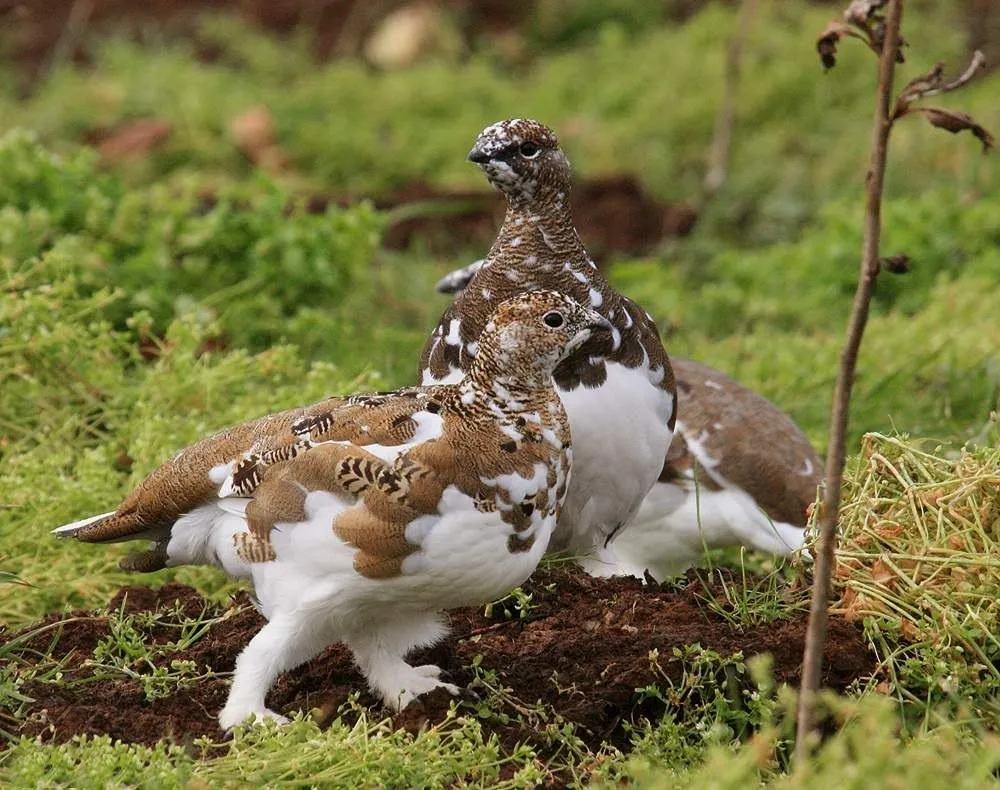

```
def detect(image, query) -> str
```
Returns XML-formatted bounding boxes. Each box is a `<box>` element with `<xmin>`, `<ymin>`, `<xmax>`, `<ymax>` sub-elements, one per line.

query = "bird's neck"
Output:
<box><xmin>464</xmin><ymin>355</ymin><xmax>557</xmax><ymax>413</ymax></box>
<box><xmin>490</xmin><ymin>193</ymin><xmax>586</xmax><ymax>265</ymax></box>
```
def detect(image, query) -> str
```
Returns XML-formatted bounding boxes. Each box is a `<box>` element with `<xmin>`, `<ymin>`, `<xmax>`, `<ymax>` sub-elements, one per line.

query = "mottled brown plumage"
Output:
<box><xmin>57</xmin><ymin>292</ymin><xmax>608</xmax><ymax>582</ymax></box>
<box><xmin>664</xmin><ymin>358</ymin><xmax>822</xmax><ymax>528</ymax></box>
<box><xmin>66</xmin><ymin>400</ymin><xmax>337</xmax><ymax>542</ymax></box>
<box><xmin>420</xmin><ymin>119</ymin><xmax>678</xmax><ymax>560</ymax></box>
<box><xmin>422</xmin><ymin>119</ymin><xmax>675</xmax><ymax>400</ymax></box>
<box><xmin>57</xmin><ymin>292</ymin><xmax>613</xmax><ymax>725</ymax></box>
<box><xmin>432</xmin><ymin>245</ymin><xmax>823</xmax><ymax>577</ymax></box>
<box><xmin>229</xmin><ymin>376</ymin><xmax>572</xmax><ymax>580</ymax></box>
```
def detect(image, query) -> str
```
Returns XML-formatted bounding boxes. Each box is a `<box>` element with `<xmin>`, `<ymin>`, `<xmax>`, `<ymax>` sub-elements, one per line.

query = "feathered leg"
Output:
<box><xmin>347</xmin><ymin>612</ymin><xmax>458</xmax><ymax>710</ymax></box>
<box><xmin>218</xmin><ymin>611</ymin><xmax>332</xmax><ymax>729</ymax></box>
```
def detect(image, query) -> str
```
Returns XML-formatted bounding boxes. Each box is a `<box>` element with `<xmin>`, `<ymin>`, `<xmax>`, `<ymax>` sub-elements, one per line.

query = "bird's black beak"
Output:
<box><xmin>467</xmin><ymin>147</ymin><xmax>491</xmax><ymax>164</ymax></box>
<box><xmin>589</xmin><ymin>316</ymin><xmax>615</xmax><ymax>334</ymax></box>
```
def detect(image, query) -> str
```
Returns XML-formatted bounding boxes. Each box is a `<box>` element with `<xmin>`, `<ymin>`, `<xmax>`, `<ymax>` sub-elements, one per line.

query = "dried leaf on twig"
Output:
<box><xmin>880</xmin><ymin>254</ymin><xmax>911</xmax><ymax>274</ymax></box>
<box><xmin>817</xmin><ymin>21</ymin><xmax>870</xmax><ymax>70</ymax></box>
<box><xmin>844</xmin><ymin>0</ymin><xmax>888</xmax><ymax>28</ymax></box>
<box><xmin>910</xmin><ymin>107</ymin><xmax>995</xmax><ymax>152</ymax></box>
<box><xmin>893</xmin><ymin>51</ymin><xmax>987</xmax><ymax>116</ymax></box>
<box><xmin>844</xmin><ymin>0</ymin><xmax>906</xmax><ymax>61</ymax></box>
<box><xmin>816</xmin><ymin>2</ymin><xmax>906</xmax><ymax>70</ymax></box>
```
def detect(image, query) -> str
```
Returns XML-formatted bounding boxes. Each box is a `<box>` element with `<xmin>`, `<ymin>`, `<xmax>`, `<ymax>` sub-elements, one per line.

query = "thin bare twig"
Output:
<box><xmin>794</xmin><ymin>0</ymin><xmax>904</xmax><ymax>764</ymax></box>
<box><xmin>47</xmin><ymin>0</ymin><xmax>94</xmax><ymax>79</ymax></box>
<box><xmin>704</xmin><ymin>0</ymin><xmax>759</xmax><ymax>197</ymax></box>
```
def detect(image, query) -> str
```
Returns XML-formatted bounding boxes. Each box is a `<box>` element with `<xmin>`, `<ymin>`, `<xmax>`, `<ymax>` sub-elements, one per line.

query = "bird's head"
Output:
<box><xmin>479</xmin><ymin>291</ymin><xmax>613</xmax><ymax>384</ymax></box>
<box><xmin>467</xmin><ymin>119</ymin><xmax>571</xmax><ymax>205</ymax></box>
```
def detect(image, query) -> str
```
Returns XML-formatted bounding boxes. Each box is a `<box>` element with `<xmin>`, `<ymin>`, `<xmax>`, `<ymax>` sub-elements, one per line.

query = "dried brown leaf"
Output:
<box><xmin>840</xmin><ymin>587</ymin><xmax>862</xmax><ymax>621</ymax></box>
<box><xmin>880</xmin><ymin>254</ymin><xmax>911</xmax><ymax>274</ymax></box>
<box><xmin>229</xmin><ymin>105</ymin><xmax>288</xmax><ymax>173</ymax></box>
<box><xmin>871</xmin><ymin>557</ymin><xmax>895</xmax><ymax>586</ymax></box>
<box><xmin>844</xmin><ymin>0</ymin><xmax>888</xmax><ymax>28</ymax></box>
<box><xmin>815</xmin><ymin>18</ymin><xmax>902</xmax><ymax>70</ymax></box>
<box><xmin>875</xmin><ymin>522</ymin><xmax>905</xmax><ymax>540</ymax></box>
<box><xmin>899</xmin><ymin>618</ymin><xmax>920</xmax><ymax>640</ymax></box>
<box><xmin>893</xmin><ymin>51</ymin><xmax>988</xmax><ymax>117</ymax></box>
<box><xmin>816</xmin><ymin>21</ymin><xmax>864</xmax><ymax>70</ymax></box>
<box><xmin>919</xmin><ymin>108</ymin><xmax>995</xmax><ymax>152</ymax></box>
<box><xmin>94</xmin><ymin>119</ymin><xmax>173</xmax><ymax>164</ymax></box>
<box><xmin>829</xmin><ymin>1</ymin><xmax>906</xmax><ymax>64</ymax></box>
<box><xmin>916</xmin><ymin>487</ymin><xmax>946</xmax><ymax>507</ymax></box>
<box><xmin>835</xmin><ymin>558</ymin><xmax>860</xmax><ymax>581</ymax></box>
<box><xmin>894</xmin><ymin>63</ymin><xmax>945</xmax><ymax>113</ymax></box>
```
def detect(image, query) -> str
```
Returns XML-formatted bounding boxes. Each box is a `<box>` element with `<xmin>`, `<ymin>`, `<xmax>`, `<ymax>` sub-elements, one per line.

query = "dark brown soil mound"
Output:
<box><xmin>4</xmin><ymin>567</ymin><xmax>873</xmax><ymax>753</ymax></box>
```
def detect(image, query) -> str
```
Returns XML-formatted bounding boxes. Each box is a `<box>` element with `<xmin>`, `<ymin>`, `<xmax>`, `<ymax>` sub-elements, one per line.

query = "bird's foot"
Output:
<box><xmin>385</xmin><ymin>663</ymin><xmax>460</xmax><ymax>711</ymax></box>
<box><xmin>218</xmin><ymin>704</ymin><xmax>290</xmax><ymax>731</ymax></box>
<box><xmin>413</xmin><ymin>663</ymin><xmax>448</xmax><ymax>679</ymax></box>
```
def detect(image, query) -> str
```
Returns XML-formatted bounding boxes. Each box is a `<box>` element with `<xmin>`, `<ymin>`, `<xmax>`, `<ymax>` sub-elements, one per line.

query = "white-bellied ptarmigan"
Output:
<box><xmin>434</xmin><ymin>266</ymin><xmax>822</xmax><ymax>581</ymax></box>
<box><xmin>54</xmin><ymin>291</ymin><xmax>612</xmax><ymax>727</ymax></box>
<box><xmin>610</xmin><ymin>358</ymin><xmax>821</xmax><ymax>579</ymax></box>
<box><xmin>421</xmin><ymin>118</ymin><xmax>677</xmax><ymax>562</ymax></box>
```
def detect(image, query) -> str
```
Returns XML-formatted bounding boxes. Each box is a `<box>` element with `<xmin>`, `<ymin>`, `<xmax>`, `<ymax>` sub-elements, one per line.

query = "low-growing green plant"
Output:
<box><xmin>82</xmin><ymin>600</ymin><xmax>234</xmax><ymax>702</ymax></box>
<box><xmin>691</xmin><ymin>564</ymin><xmax>808</xmax><ymax>629</ymax></box>
<box><xmin>0</xmin><ymin>4</ymin><xmax>995</xmax><ymax>242</ymax></box>
<box><xmin>1</xmin><ymin>131</ymin><xmax>384</xmax><ymax>359</ymax></box>
<box><xmin>465</xmin><ymin>655</ymin><xmax>601</xmax><ymax>774</ymax></box>
<box><xmin>483</xmin><ymin>584</ymin><xmax>551</xmax><ymax>621</ymax></box>
<box><xmin>639</xmin><ymin>647</ymin><xmax>777</xmax><ymax>747</ymax></box>
<box><xmin>615</xmin><ymin>691</ymin><xmax>1000</xmax><ymax>788</ymax></box>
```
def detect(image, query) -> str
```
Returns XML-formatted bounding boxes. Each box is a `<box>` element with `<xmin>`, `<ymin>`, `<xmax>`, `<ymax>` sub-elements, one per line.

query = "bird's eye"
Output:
<box><xmin>519</xmin><ymin>141</ymin><xmax>541</xmax><ymax>159</ymax></box>
<box><xmin>543</xmin><ymin>311</ymin><xmax>564</xmax><ymax>328</ymax></box>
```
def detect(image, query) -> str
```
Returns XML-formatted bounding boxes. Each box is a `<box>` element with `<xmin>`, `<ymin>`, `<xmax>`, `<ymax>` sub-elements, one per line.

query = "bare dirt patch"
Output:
<box><xmin>4</xmin><ymin>566</ymin><xmax>873</xmax><ymax>754</ymax></box>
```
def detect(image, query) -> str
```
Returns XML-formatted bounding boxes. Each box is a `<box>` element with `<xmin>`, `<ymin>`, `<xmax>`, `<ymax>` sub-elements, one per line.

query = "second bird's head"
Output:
<box><xmin>468</xmin><ymin>119</ymin><xmax>572</xmax><ymax>204</ymax></box>
<box><xmin>480</xmin><ymin>291</ymin><xmax>613</xmax><ymax>380</ymax></box>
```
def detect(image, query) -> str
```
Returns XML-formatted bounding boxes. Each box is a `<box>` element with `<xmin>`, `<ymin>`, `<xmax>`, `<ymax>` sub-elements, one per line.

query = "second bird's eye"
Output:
<box><xmin>519</xmin><ymin>141</ymin><xmax>540</xmax><ymax>158</ymax></box>
<box><xmin>543</xmin><ymin>311</ymin><xmax>564</xmax><ymax>328</ymax></box>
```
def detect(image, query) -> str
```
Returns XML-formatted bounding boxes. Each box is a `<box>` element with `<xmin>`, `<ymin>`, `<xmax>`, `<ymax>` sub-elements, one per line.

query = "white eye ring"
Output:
<box><xmin>519</xmin><ymin>141</ymin><xmax>541</xmax><ymax>159</ymax></box>
<box><xmin>543</xmin><ymin>311</ymin><xmax>564</xmax><ymax>328</ymax></box>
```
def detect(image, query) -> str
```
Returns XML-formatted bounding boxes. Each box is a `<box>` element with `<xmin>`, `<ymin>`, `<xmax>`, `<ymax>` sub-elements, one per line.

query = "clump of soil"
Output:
<box><xmin>4</xmin><ymin>566</ymin><xmax>872</xmax><ymax>753</ymax></box>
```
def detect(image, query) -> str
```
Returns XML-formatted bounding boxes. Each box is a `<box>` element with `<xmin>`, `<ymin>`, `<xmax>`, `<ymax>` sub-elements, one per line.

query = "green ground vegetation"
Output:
<box><xmin>1</xmin><ymin>0</ymin><xmax>998</xmax><ymax>785</ymax></box>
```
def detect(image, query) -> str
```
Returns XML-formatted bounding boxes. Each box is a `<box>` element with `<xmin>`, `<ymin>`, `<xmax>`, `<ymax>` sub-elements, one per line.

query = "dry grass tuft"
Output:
<box><xmin>832</xmin><ymin>432</ymin><xmax>1000</xmax><ymax>686</ymax></box>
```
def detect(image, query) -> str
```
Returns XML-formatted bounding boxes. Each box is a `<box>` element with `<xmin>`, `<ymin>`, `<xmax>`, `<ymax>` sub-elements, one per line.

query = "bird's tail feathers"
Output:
<box><xmin>51</xmin><ymin>510</ymin><xmax>166</xmax><ymax>544</ymax></box>
<box><xmin>51</xmin><ymin>511</ymin><xmax>116</xmax><ymax>538</ymax></box>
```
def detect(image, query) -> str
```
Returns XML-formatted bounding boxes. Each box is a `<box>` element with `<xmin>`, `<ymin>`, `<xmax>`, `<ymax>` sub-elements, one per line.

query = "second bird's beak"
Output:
<box><xmin>589</xmin><ymin>315</ymin><xmax>615</xmax><ymax>334</ymax></box>
<box><xmin>467</xmin><ymin>146</ymin><xmax>491</xmax><ymax>164</ymax></box>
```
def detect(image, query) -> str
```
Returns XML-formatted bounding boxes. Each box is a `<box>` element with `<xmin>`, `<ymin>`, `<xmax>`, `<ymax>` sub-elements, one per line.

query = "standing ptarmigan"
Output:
<box><xmin>54</xmin><ymin>291</ymin><xmax>612</xmax><ymax>727</ymax></box>
<box><xmin>421</xmin><ymin>119</ymin><xmax>677</xmax><ymax>561</ymax></box>
<box><xmin>435</xmin><ymin>269</ymin><xmax>822</xmax><ymax>580</ymax></box>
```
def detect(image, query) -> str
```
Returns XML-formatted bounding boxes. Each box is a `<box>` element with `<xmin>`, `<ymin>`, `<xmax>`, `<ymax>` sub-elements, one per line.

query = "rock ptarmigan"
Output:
<box><xmin>436</xmin><ymin>267</ymin><xmax>823</xmax><ymax>581</ymax></box>
<box><xmin>586</xmin><ymin>357</ymin><xmax>821</xmax><ymax>580</ymax></box>
<box><xmin>54</xmin><ymin>291</ymin><xmax>612</xmax><ymax>727</ymax></box>
<box><xmin>421</xmin><ymin>119</ymin><xmax>677</xmax><ymax>560</ymax></box>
